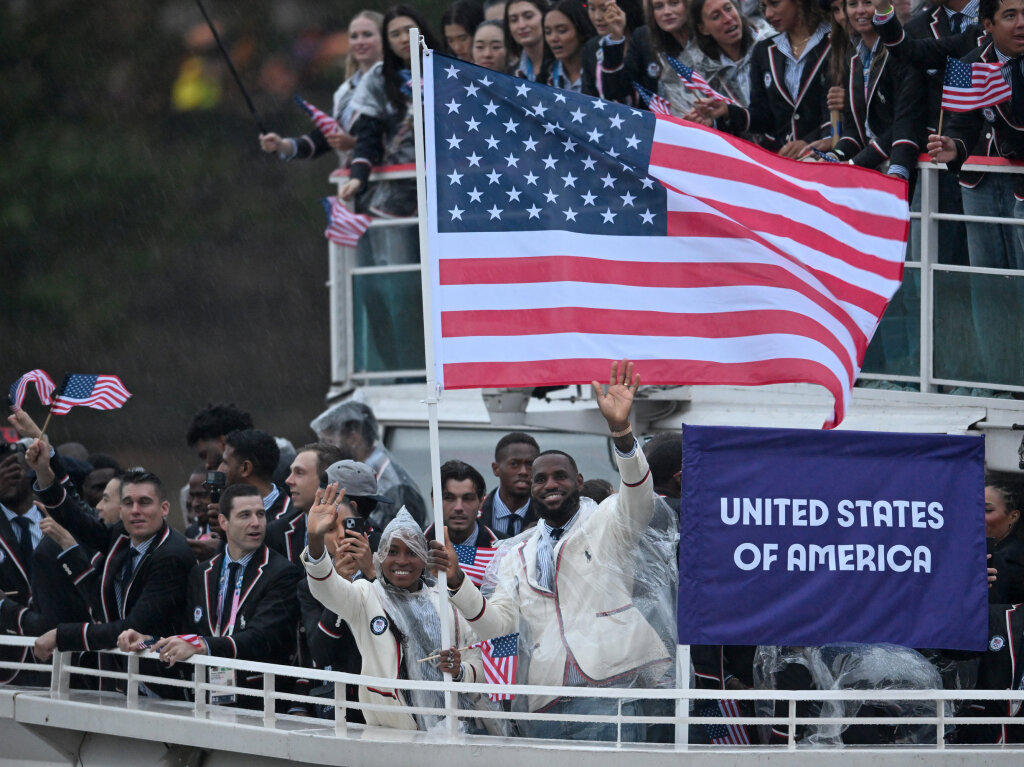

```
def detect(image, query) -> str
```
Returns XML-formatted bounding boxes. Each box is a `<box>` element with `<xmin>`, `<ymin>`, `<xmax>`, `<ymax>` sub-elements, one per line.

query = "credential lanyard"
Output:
<box><xmin>216</xmin><ymin>565</ymin><xmax>245</xmax><ymax>637</ymax></box>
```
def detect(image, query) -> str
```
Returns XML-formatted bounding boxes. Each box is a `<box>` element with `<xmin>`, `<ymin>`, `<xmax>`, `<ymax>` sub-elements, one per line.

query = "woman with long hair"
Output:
<box><xmin>473</xmin><ymin>19</ymin><xmax>510</xmax><ymax>72</ymax></box>
<box><xmin>543</xmin><ymin>0</ymin><xmax>597</xmax><ymax>92</ymax></box>
<box><xmin>699</xmin><ymin>0</ymin><xmax>832</xmax><ymax>157</ymax></box>
<box><xmin>827</xmin><ymin>0</ymin><xmax>919</xmax><ymax>176</ymax></box>
<box><xmin>442</xmin><ymin>0</ymin><xmax>485</xmax><ymax>61</ymax></box>
<box><xmin>505</xmin><ymin>0</ymin><xmax>552</xmax><ymax>81</ymax></box>
<box><xmin>684</xmin><ymin>0</ymin><xmax>772</xmax><ymax>106</ymax></box>
<box><xmin>258</xmin><ymin>11</ymin><xmax>383</xmax><ymax>165</ymax></box>
<box><xmin>581</xmin><ymin>0</ymin><xmax>645</xmax><ymax>101</ymax></box>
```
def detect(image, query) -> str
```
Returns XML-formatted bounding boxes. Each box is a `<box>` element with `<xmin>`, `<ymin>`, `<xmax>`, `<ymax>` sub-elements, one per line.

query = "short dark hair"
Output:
<box><xmin>494</xmin><ymin>431</ymin><xmax>540</xmax><ymax>461</ymax></box>
<box><xmin>535</xmin><ymin>448</ymin><xmax>578</xmax><ymax>475</ymax></box>
<box><xmin>349</xmin><ymin>495</ymin><xmax>379</xmax><ymax>519</ymax></box>
<box><xmin>441</xmin><ymin>459</ymin><xmax>486</xmax><ymax>498</ymax></box>
<box><xmin>186</xmin><ymin>403</ymin><xmax>253</xmax><ymax>447</ymax></box>
<box><xmin>297</xmin><ymin>442</ymin><xmax>350</xmax><ymax>476</ymax></box>
<box><xmin>219</xmin><ymin>484</ymin><xmax>262</xmax><ymax>519</ymax></box>
<box><xmin>643</xmin><ymin>432</ymin><xmax>683</xmax><ymax>490</ymax></box>
<box><xmin>442</xmin><ymin>0</ymin><xmax>485</xmax><ymax>44</ymax></box>
<box><xmin>225</xmin><ymin>429</ymin><xmax>280</xmax><ymax>481</ymax></box>
<box><xmin>581</xmin><ymin>478</ymin><xmax>614</xmax><ymax>504</ymax></box>
<box><xmin>87</xmin><ymin>453</ymin><xmax>122</xmax><ymax>472</ymax></box>
<box><xmin>120</xmin><ymin>469</ymin><xmax>166</xmax><ymax>502</ymax></box>
<box><xmin>980</xmin><ymin>0</ymin><xmax>1001</xmax><ymax>22</ymax></box>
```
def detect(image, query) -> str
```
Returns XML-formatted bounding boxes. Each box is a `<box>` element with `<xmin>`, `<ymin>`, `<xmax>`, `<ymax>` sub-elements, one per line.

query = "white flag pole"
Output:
<box><xmin>411</xmin><ymin>31</ymin><xmax>457</xmax><ymax>733</ymax></box>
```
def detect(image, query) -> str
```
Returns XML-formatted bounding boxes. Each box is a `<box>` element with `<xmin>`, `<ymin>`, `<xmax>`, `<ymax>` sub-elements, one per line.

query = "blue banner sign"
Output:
<box><xmin>678</xmin><ymin>425</ymin><xmax>987</xmax><ymax>650</ymax></box>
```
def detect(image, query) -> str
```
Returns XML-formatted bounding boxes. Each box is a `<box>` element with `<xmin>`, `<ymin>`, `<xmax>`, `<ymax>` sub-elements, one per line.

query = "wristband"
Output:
<box><xmin>610</xmin><ymin>425</ymin><xmax>633</xmax><ymax>438</ymax></box>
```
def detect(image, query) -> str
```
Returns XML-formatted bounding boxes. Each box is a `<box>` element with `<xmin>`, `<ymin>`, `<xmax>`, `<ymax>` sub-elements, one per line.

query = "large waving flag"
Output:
<box><xmin>8</xmin><ymin>369</ymin><xmax>55</xmax><ymax>409</ymax></box>
<box><xmin>940</xmin><ymin>56</ymin><xmax>1012</xmax><ymax>112</ymax></box>
<box><xmin>423</xmin><ymin>55</ymin><xmax>908</xmax><ymax>428</ymax></box>
<box><xmin>294</xmin><ymin>95</ymin><xmax>341</xmax><ymax>136</ymax></box>
<box><xmin>51</xmin><ymin>374</ymin><xmax>131</xmax><ymax>415</ymax></box>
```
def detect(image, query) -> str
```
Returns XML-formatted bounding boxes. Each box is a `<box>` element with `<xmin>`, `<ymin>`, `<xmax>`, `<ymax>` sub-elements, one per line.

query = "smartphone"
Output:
<box><xmin>203</xmin><ymin>470</ymin><xmax>226</xmax><ymax>503</ymax></box>
<box><xmin>343</xmin><ymin>517</ymin><xmax>368</xmax><ymax>535</ymax></box>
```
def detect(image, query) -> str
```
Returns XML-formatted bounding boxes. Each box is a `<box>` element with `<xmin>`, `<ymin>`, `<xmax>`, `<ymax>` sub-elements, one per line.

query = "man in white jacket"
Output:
<box><xmin>430</xmin><ymin>360</ymin><xmax>673</xmax><ymax>741</ymax></box>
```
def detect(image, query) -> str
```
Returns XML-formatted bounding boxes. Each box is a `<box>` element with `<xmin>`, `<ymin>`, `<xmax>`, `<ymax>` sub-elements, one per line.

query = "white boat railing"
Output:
<box><xmin>3</xmin><ymin>635</ymin><xmax>1024</xmax><ymax>751</ymax></box>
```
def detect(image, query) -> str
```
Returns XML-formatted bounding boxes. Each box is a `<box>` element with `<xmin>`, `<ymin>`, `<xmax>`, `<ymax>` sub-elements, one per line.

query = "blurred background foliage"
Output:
<box><xmin>1</xmin><ymin>0</ymin><xmax>446</xmax><ymax>516</ymax></box>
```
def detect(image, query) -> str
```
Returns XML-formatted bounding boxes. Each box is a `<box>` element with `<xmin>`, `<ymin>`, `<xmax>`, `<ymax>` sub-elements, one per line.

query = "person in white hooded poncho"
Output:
<box><xmin>302</xmin><ymin>499</ymin><xmax>488</xmax><ymax>730</ymax></box>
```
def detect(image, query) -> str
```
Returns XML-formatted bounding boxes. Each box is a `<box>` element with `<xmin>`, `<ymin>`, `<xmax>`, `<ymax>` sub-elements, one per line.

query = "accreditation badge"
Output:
<box><xmin>209</xmin><ymin>666</ymin><xmax>236</xmax><ymax>705</ymax></box>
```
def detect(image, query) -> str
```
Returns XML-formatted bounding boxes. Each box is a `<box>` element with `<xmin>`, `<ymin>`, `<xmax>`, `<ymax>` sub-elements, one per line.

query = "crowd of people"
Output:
<box><xmin>2</xmin><ymin>359</ymin><xmax>1024</xmax><ymax>744</ymax></box>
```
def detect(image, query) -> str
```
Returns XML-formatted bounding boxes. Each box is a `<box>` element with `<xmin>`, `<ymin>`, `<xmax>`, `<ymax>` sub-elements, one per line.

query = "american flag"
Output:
<box><xmin>294</xmin><ymin>95</ymin><xmax>341</xmax><ymax>136</ymax></box>
<box><xmin>51</xmin><ymin>374</ymin><xmax>131</xmax><ymax>415</ymax></box>
<box><xmin>698</xmin><ymin>699</ymin><xmax>750</xmax><ymax>745</ymax></box>
<box><xmin>470</xmin><ymin>632</ymin><xmax>518</xmax><ymax>700</ymax></box>
<box><xmin>633</xmin><ymin>83</ymin><xmax>672</xmax><ymax>116</ymax></box>
<box><xmin>322</xmin><ymin>196</ymin><xmax>372</xmax><ymax>247</ymax></box>
<box><xmin>423</xmin><ymin>54</ymin><xmax>908</xmax><ymax>428</ymax></box>
<box><xmin>172</xmin><ymin>634</ymin><xmax>206</xmax><ymax>650</ymax></box>
<box><xmin>665</xmin><ymin>56</ymin><xmax>735</xmax><ymax>105</ymax></box>
<box><xmin>454</xmin><ymin>544</ymin><xmax>497</xmax><ymax>588</ymax></box>
<box><xmin>8</xmin><ymin>369</ymin><xmax>55</xmax><ymax>409</ymax></box>
<box><xmin>941</xmin><ymin>56</ymin><xmax>1012</xmax><ymax>112</ymax></box>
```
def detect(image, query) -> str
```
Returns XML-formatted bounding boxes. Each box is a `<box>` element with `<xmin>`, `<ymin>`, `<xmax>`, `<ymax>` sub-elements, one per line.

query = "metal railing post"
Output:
<box><xmin>936</xmin><ymin>697</ymin><xmax>945</xmax><ymax>749</ymax></box>
<box><xmin>918</xmin><ymin>162</ymin><xmax>939</xmax><ymax>392</ymax></box>
<box><xmin>334</xmin><ymin>681</ymin><xmax>348</xmax><ymax>737</ymax></box>
<box><xmin>49</xmin><ymin>650</ymin><xmax>64</xmax><ymax>699</ymax></box>
<box><xmin>787</xmin><ymin>698</ymin><xmax>797</xmax><ymax>749</ymax></box>
<box><xmin>194</xmin><ymin>663</ymin><xmax>207</xmax><ymax>718</ymax></box>
<box><xmin>263</xmin><ymin>672</ymin><xmax>275</xmax><ymax>727</ymax></box>
<box><xmin>674</xmin><ymin>644</ymin><xmax>690</xmax><ymax>747</ymax></box>
<box><xmin>126</xmin><ymin>653</ymin><xmax>139</xmax><ymax>709</ymax></box>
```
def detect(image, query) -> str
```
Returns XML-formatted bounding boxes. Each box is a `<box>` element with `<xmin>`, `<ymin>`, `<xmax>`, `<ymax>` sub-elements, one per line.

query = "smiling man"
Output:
<box><xmin>431</xmin><ymin>361</ymin><xmax>674</xmax><ymax>742</ymax></box>
<box><xmin>119</xmin><ymin>484</ymin><xmax>301</xmax><ymax>707</ymax></box>
<box><xmin>27</xmin><ymin>451</ymin><xmax>195</xmax><ymax>685</ymax></box>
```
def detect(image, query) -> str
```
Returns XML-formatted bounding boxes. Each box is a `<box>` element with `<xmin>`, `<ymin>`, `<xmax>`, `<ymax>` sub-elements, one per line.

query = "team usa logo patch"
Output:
<box><xmin>647</xmin><ymin>61</ymin><xmax>660</xmax><ymax>78</ymax></box>
<box><xmin>990</xmin><ymin>634</ymin><xmax>1005</xmax><ymax>651</ymax></box>
<box><xmin>194</xmin><ymin>606</ymin><xmax>203</xmax><ymax>624</ymax></box>
<box><xmin>983</xmin><ymin>108</ymin><xmax>996</xmax><ymax>123</ymax></box>
<box><xmin>764</xmin><ymin>72</ymin><xmax>772</xmax><ymax>88</ymax></box>
<box><xmin>370</xmin><ymin>615</ymin><xmax>389</xmax><ymax>635</ymax></box>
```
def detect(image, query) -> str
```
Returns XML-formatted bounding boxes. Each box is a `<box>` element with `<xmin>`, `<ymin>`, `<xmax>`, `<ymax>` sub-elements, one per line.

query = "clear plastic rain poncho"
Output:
<box><xmin>754</xmin><ymin>643</ymin><xmax>954</xmax><ymax>745</ymax></box>
<box><xmin>372</xmin><ymin>509</ymin><xmax>504</xmax><ymax>733</ymax></box>
<box><xmin>477</xmin><ymin>489</ymin><xmax>680</xmax><ymax>737</ymax></box>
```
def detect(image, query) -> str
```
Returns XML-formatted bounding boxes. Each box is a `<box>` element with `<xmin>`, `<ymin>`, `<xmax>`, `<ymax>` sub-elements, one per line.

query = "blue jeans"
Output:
<box><xmin>961</xmin><ymin>175</ymin><xmax>1020</xmax><ymax>269</ymax></box>
<box><xmin>908</xmin><ymin>171</ymin><xmax>969</xmax><ymax>265</ymax></box>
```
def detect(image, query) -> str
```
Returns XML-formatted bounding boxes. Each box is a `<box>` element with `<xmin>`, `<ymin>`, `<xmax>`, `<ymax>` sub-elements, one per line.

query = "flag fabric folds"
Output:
<box><xmin>698</xmin><ymin>700</ymin><xmax>751</xmax><ymax>745</ymax></box>
<box><xmin>8</xmin><ymin>369</ymin><xmax>55</xmax><ymax>409</ymax></box>
<box><xmin>51</xmin><ymin>374</ymin><xmax>132</xmax><ymax>415</ymax></box>
<box><xmin>322</xmin><ymin>197</ymin><xmax>373</xmax><ymax>247</ymax></box>
<box><xmin>940</xmin><ymin>57</ymin><xmax>1012</xmax><ymax>112</ymax></box>
<box><xmin>665</xmin><ymin>56</ymin><xmax>736</xmax><ymax>104</ymax></box>
<box><xmin>294</xmin><ymin>95</ymin><xmax>341</xmax><ymax>136</ymax></box>
<box><xmin>453</xmin><ymin>544</ymin><xmax>497</xmax><ymax>588</ymax></box>
<box><xmin>633</xmin><ymin>83</ymin><xmax>672</xmax><ymax>116</ymax></box>
<box><xmin>423</xmin><ymin>54</ymin><xmax>908</xmax><ymax>428</ymax></box>
<box><xmin>470</xmin><ymin>632</ymin><xmax>519</xmax><ymax>700</ymax></box>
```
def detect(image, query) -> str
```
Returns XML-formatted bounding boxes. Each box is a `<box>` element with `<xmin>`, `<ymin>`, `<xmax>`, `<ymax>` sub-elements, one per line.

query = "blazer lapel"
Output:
<box><xmin>767</xmin><ymin>45</ymin><xmax>794</xmax><ymax>106</ymax></box>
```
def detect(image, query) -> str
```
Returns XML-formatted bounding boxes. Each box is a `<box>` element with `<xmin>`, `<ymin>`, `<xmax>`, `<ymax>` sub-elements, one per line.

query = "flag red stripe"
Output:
<box><xmin>651</xmin><ymin>143</ymin><xmax>908</xmax><ymax>246</ymax></box>
<box><xmin>441</xmin><ymin>307</ymin><xmax>858</xmax><ymax>379</ymax></box>
<box><xmin>439</xmin><ymin>254</ymin><xmax>872</xmax><ymax>350</ymax></box>
<box><xmin>653</xmin><ymin>117</ymin><xmax>904</xmax><ymax>195</ymax></box>
<box><xmin>443</xmin><ymin>357</ymin><xmax>846</xmax><ymax>425</ymax></box>
<box><xmin>665</xmin><ymin>211</ymin><xmax>894</xmax><ymax>321</ymax></box>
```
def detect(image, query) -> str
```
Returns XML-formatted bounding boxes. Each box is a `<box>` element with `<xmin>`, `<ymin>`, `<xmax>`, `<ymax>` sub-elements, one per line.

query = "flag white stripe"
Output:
<box><xmin>440</xmin><ymin>281</ymin><xmax>858</xmax><ymax>365</ymax></box>
<box><xmin>441</xmin><ymin>332</ymin><xmax>853</xmax><ymax>399</ymax></box>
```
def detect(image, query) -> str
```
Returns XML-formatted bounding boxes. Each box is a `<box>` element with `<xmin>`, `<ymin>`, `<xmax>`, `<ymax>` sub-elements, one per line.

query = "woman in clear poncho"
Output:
<box><xmin>302</xmin><ymin>486</ymin><xmax>486</xmax><ymax>730</ymax></box>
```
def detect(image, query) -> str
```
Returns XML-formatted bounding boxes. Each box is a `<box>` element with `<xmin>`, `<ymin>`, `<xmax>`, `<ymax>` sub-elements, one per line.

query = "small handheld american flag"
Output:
<box><xmin>454</xmin><ymin>544</ymin><xmax>497</xmax><ymax>588</ymax></box>
<box><xmin>322</xmin><ymin>197</ymin><xmax>372</xmax><ymax>247</ymax></box>
<box><xmin>699</xmin><ymin>699</ymin><xmax>751</xmax><ymax>745</ymax></box>
<box><xmin>634</xmin><ymin>83</ymin><xmax>672</xmax><ymax>116</ymax></box>
<box><xmin>470</xmin><ymin>632</ymin><xmax>518</xmax><ymax>700</ymax></box>
<box><xmin>665</xmin><ymin>56</ymin><xmax>736</xmax><ymax>104</ymax></box>
<box><xmin>940</xmin><ymin>56</ymin><xmax>1012</xmax><ymax>112</ymax></box>
<box><xmin>8</xmin><ymin>369</ymin><xmax>55</xmax><ymax>410</ymax></box>
<box><xmin>294</xmin><ymin>95</ymin><xmax>342</xmax><ymax>136</ymax></box>
<box><xmin>50</xmin><ymin>374</ymin><xmax>131</xmax><ymax>415</ymax></box>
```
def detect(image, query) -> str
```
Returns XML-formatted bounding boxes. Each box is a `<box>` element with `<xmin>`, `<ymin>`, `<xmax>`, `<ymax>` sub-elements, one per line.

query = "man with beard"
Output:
<box><xmin>430</xmin><ymin>360</ymin><xmax>672</xmax><ymax>741</ymax></box>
